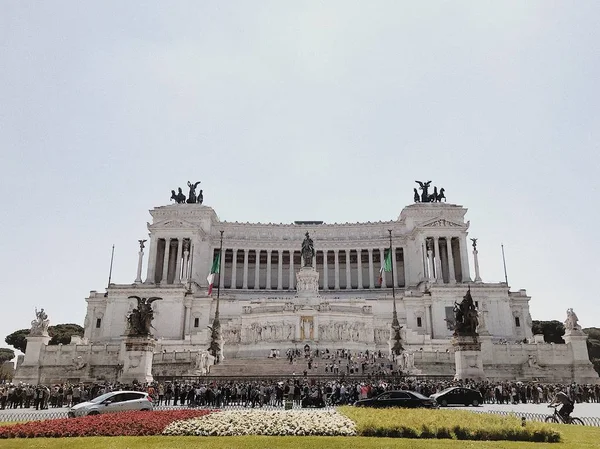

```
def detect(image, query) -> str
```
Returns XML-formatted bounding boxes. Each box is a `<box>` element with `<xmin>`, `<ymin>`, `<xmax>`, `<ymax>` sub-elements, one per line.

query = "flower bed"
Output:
<box><xmin>338</xmin><ymin>406</ymin><xmax>561</xmax><ymax>442</ymax></box>
<box><xmin>163</xmin><ymin>409</ymin><xmax>357</xmax><ymax>436</ymax></box>
<box><xmin>0</xmin><ymin>410</ymin><xmax>213</xmax><ymax>438</ymax></box>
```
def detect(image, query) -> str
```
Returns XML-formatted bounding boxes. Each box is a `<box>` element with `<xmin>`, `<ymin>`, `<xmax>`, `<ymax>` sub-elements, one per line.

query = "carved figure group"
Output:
<box><xmin>126</xmin><ymin>296</ymin><xmax>162</xmax><ymax>336</ymax></box>
<box><xmin>169</xmin><ymin>181</ymin><xmax>203</xmax><ymax>204</ymax></box>
<box><xmin>30</xmin><ymin>308</ymin><xmax>50</xmax><ymax>336</ymax></box>
<box><xmin>564</xmin><ymin>308</ymin><xmax>581</xmax><ymax>331</ymax></box>
<box><xmin>414</xmin><ymin>181</ymin><xmax>446</xmax><ymax>203</ymax></box>
<box><xmin>244</xmin><ymin>322</ymin><xmax>296</xmax><ymax>343</ymax></box>
<box><xmin>453</xmin><ymin>289</ymin><xmax>479</xmax><ymax>336</ymax></box>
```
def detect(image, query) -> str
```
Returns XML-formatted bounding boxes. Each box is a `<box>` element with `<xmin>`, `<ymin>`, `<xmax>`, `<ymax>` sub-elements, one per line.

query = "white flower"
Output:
<box><xmin>163</xmin><ymin>409</ymin><xmax>357</xmax><ymax>437</ymax></box>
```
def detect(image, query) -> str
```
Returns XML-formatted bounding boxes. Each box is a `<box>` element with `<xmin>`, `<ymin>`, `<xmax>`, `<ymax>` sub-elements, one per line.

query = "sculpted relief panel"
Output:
<box><xmin>242</xmin><ymin>322</ymin><xmax>296</xmax><ymax>343</ymax></box>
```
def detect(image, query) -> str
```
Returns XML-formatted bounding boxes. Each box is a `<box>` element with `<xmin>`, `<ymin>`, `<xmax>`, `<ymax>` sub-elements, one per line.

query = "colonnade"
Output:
<box><xmin>146</xmin><ymin>237</ymin><xmax>192</xmax><ymax>285</ymax></box>
<box><xmin>422</xmin><ymin>236</ymin><xmax>467</xmax><ymax>284</ymax></box>
<box><xmin>218</xmin><ymin>247</ymin><xmax>407</xmax><ymax>291</ymax></box>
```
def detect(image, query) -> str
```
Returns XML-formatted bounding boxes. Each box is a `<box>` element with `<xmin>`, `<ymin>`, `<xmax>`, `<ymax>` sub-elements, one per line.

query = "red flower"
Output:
<box><xmin>0</xmin><ymin>409</ymin><xmax>213</xmax><ymax>438</ymax></box>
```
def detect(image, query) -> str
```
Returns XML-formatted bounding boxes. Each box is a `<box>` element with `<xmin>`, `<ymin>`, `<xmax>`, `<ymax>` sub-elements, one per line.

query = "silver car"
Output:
<box><xmin>68</xmin><ymin>390</ymin><xmax>153</xmax><ymax>417</ymax></box>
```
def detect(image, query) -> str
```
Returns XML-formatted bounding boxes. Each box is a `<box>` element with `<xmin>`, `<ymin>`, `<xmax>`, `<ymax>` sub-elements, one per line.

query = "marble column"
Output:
<box><xmin>334</xmin><ymin>250</ymin><xmax>340</xmax><ymax>290</ymax></box>
<box><xmin>403</xmin><ymin>246</ymin><xmax>410</xmax><ymax>287</ymax></box>
<box><xmin>254</xmin><ymin>250</ymin><xmax>261</xmax><ymax>289</ymax></box>
<box><xmin>391</xmin><ymin>247</ymin><xmax>398</xmax><ymax>288</ymax></box>
<box><xmin>368</xmin><ymin>248</ymin><xmax>374</xmax><ymax>288</ymax></box>
<box><xmin>243</xmin><ymin>250</ymin><xmax>249</xmax><ymax>289</ymax></box>
<box><xmin>473</xmin><ymin>245</ymin><xmax>482</xmax><ymax>283</ymax></box>
<box><xmin>277</xmin><ymin>250</ymin><xmax>283</xmax><ymax>290</ymax></box>
<box><xmin>459</xmin><ymin>239</ymin><xmax>471</xmax><ymax>282</ymax></box>
<box><xmin>427</xmin><ymin>240</ymin><xmax>435</xmax><ymax>281</ymax></box>
<box><xmin>266</xmin><ymin>250</ymin><xmax>272</xmax><ymax>289</ymax></box>
<box><xmin>289</xmin><ymin>250</ymin><xmax>295</xmax><ymax>290</ymax></box>
<box><xmin>357</xmin><ymin>249</ymin><xmax>363</xmax><ymax>288</ymax></box>
<box><xmin>219</xmin><ymin>247</ymin><xmax>226</xmax><ymax>288</ymax></box>
<box><xmin>146</xmin><ymin>238</ymin><xmax>158</xmax><ymax>284</ymax></box>
<box><xmin>345</xmin><ymin>249</ymin><xmax>352</xmax><ymax>289</ymax></box>
<box><xmin>175</xmin><ymin>238</ymin><xmax>183</xmax><ymax>283</ymax></box>
<box><xmin>434</xmin><ymin>237</ymin><xmax>442</xmax><ymax>282</ymax></box>
<box><xmin>182</xmin><ymin>241</ymin><xmax>190</xmax><ymax>284</ymax></box>
<box><xmin>323</xmin><ymin>250</ymin><xmax>328</xmax><ymax>290</ymax></box>
<box><xmin>425</xmin><ymin>305</ymin><xmax>433</xmax><ymax>338</ymax></box>
<box><xmin>446</xmin><ymin>238</ymin><xmax>456</xmax><ymax>284</ymax></box>
<box><xmin>231</xmin><ymin>249</ymin><xmax>238</xmax><ymax>289</ymax></box>
<box><xmin>379</xmin><ymin>248</ymin><xmax>387</xmax><ymax>288</ymax></box>
<box><xmin>161</xmin><ymin>239</ymin><xmax>171</xmax><ymax>284</ymax></box>
<box><xmin>135</xmin><ymin>244</ymin><xmax>145</xmax><ymax>284</ymax></box>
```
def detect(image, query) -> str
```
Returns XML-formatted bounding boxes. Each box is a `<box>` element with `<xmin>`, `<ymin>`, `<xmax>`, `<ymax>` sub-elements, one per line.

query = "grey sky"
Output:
<box><xmin>1</xmin><ymin>2</ymin><xmax>599</xmax><ymax>349</ymax></box>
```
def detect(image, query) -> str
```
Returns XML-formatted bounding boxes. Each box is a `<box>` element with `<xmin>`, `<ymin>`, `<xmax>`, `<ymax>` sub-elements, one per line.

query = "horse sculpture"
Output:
<box><xmin>170</xmin><ymin>188</ymin><xmax>186</xmax><ymax>204</ymax></box>
<box><xmin>453</xmin><ymin>289</ymin><xmax>479</xmax><ymax>336</ymax></box>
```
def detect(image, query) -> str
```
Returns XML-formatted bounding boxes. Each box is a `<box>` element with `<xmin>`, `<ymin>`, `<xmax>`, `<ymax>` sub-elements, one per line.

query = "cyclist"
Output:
<box><xmin>548</xmin><ymin>388</ymin><xmax>574</xmax><ymax>422</ymax></box>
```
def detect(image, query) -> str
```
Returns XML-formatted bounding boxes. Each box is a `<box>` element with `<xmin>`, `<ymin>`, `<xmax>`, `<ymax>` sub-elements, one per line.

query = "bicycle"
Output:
<box><xmin>544</xmin><ymin>404</ymin><xmax>584</xmax><ymax>425</ymax></box>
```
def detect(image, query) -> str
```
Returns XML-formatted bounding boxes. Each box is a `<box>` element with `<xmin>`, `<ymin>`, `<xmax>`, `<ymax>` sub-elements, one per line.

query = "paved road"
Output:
<box><xmin>2</xmin><ymin>402</ymin><xmax>600</xmax><ymax>421</ymax></box>
<box><xmin>466</xmin><ymin>402</ymin><xmax>600</xmax><ymax>418</ymax></box>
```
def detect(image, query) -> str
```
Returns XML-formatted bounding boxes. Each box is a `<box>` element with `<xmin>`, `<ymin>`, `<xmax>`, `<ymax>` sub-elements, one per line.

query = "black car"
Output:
<box><xmin>354</xmin><ymin>390</ymin><xmax>438</xmax><ymax>408</ymax></box>
<box><xmin>430</xmin><ymin>387</ymin><xmax>483</xmax><ymax>407</ymax></box>
<box><xmin>301</xmin><ymin>390</ymin><xmax>326</xmax><ymax>408</ymax></box>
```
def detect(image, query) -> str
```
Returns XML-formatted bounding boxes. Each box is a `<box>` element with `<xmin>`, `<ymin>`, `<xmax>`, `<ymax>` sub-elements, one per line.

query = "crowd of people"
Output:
<box><xmin>282</xmin><ymin>347</ymin><xmax>398</xmax><ymax>377</ymax></box>
<box><xmin>2</xmin><ymin>377</ymin><xmax>600</xmax><ymax>411</ymax></box>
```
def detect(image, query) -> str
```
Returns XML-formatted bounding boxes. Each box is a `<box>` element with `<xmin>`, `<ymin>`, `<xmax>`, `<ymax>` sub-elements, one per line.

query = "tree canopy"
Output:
<box><xmin>531</xmin><ymin>320</ymin><xmax>565</xmax><ymax>344</ymax></box>
<box><xmin>0</xmin><ymin>348</ymin><xmax>15</xmax><ymax>364</ymax></box>
<box><xmin>583</xmin><ymin>327</ymin><xmax>600</xmax><ymax>375</ymax></box>
<box><xmin>4</xmin><ymin>324</ymin><xmax>84</xmax><ymax>353</ymax></box>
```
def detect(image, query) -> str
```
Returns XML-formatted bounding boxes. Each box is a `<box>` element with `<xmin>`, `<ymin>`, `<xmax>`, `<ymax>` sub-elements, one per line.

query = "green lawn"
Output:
<box><xmin>0</xmin><ymin>428</ymin><xmax>599</xmax><ymax>449</ymax></box>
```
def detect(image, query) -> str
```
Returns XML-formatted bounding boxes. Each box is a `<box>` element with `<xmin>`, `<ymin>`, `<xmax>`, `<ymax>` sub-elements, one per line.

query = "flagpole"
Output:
<box><xmin>107</xmin><ymin>244</ymin><xmax>115</xmax><ymax>288</ymax></box>
<box><xmin>501</xmin><ymin>243</ymin><xmax>509</xmax><ymax>287</ymax></box>
<box><xmin>388</xmin><ymin>229</ymin><xmax>402</xmax><ymax>358</ymax></box>
<box><xmin>388</xmin><ymin>230</ymin><xmax>396</xmax><ymax>302</ymax></box>
<box><xmin>217</xmin><ymin>230</ymin><xmax>224</xmax><ymax>300</ymax></box>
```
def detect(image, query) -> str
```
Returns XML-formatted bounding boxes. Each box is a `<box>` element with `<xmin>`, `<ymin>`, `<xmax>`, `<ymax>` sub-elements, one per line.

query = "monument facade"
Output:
<box><xmin>13</xmin><ymin>183</ymin><xmax>598</xmax><ymax>384</ymax></box>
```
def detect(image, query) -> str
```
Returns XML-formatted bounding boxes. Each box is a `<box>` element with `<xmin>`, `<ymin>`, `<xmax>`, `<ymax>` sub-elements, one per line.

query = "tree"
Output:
<box><xmin>5</xmin><ymin>329</ymin><xmax>29</xmax><ymax>353</ymax></box>
<box><xmin>48</xmin><ymin>324</ymin><xmax>84</xmax><ymax>345</ymax></box>
<box><xmin>531</xmin><ymin>320</ymin><xmax>565</xmax><ymax>344</ymax></box>
<box><xmin>0</xmin><ymin>348</ymin><xmax>15</xmax><ymax>364</ymax></box>
<box><xmin>583</xmin><ymin>327</ymin><xmax>600</xmax><ymax>375</ymax></box>
<box><xmin>4</xmin><ymin>323</ymin><xmax>84</xmax><ymax>352</ymax></box>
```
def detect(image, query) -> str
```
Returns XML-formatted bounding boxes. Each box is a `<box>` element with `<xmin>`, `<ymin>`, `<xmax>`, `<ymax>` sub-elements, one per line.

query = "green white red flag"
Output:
<box><xmin>378</xmin><ymin>248</ymin><xmax>393</xmax><ymax>285</ymax></box>
<box><xmin>207</xmin><ymin>252</ymin><xmax>221</xmax><ymax>295</ymax></box>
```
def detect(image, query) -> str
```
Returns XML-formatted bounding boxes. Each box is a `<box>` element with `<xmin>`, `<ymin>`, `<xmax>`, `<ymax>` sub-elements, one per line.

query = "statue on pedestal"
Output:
<box><xmin>453</xmin><ymin>289</ymin><xmax>479</xmax><ymax>336</ymax></box>
<box><xmin>126</xmin><ymin>296</ymin><xmax>162</xmax><ymax>336</ymax></box>
<box><xmin>564</xmin><ymin>308</ymin><xmax>581</xmax><ymax>331</ymax></box>
<box><xmin>301</xmin><ymin>232</ymin><xmax>315</xmax><ymax>267</ymax></box>
<box><xmin>30</xmin><ymin>308</ymin><xmax>50</xmax><ymax>336</ymax></box>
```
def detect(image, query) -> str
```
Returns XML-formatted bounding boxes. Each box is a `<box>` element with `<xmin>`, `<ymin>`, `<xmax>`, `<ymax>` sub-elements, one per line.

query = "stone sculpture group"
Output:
<box><xmin>30</xmin><ymin>308</ymin><xmax>50</xmax><ymax>337</ymax></box>
<box><xmin>126</xmin><ymin>296</ymin><xmax>162</xmax><ymax>336</ymax></box>
<box><xmin>453</xmin><ymin>289</ymin><xmax>479</xmax><ymax>336</ymax></box>
<box><xmin>414</xmin><ymin>180</ymin><xmax>446</xmax><ymax>203</ymax></box>
<box><xmin>170</xmin><ymin>180</ymin><xmax>203</xmax><ymax>204</ymax></box>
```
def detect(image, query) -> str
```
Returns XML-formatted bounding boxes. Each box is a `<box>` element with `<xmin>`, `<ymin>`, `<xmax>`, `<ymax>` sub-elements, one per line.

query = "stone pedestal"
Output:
<box><xmin>119</xmin><ymin>336</ymin><xmax>156</xmax><ymax>385</ymax></box>
<box><xmin>13</xmin><ymin>335</ymin><xmax>51</xmax><ymax>384</ymax></box>
<box><xmin>296</xmin><ymin>267</ymin><xmax>320</xmax><ymax>299</ymax></box>
<box><xmin>452</xmin><ymin>335</ymin><xmax>486</xmax><ymax>381</ymax></box>
<box><xmin>564</xmin><ymin>329</ymin><xmax>599</xmax><ymax>383</ymax></box>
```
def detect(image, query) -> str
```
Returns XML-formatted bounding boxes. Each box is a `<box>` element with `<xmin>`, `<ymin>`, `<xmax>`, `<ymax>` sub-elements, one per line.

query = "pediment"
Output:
<box><xmin>421</xmin><ymin>218</ymin><xmax>463</xmax><ymax>228</ymax></box>
<box><xmin>148</xmin><ymin>219</ymin><xmax>199</xmax><ymax>230</ymax></box>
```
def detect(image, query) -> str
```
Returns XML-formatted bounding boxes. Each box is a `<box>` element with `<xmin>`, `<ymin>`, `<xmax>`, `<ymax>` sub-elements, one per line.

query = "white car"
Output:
<box><xmin>68</xmin><ymin>390</ymin><xmax>153</xmax><ymax>417</ymax></box>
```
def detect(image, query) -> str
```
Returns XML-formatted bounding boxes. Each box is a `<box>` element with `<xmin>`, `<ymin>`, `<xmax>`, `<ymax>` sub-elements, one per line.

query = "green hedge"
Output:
<box><xmin>338</xmin><ymin>406</ymin><xmax>561</xmax><ymax>443</ymax></box>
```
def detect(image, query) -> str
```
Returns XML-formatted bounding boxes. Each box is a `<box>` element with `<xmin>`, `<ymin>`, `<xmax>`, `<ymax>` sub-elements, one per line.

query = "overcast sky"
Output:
<box><xmin>1</xmin><ymin>2</ymin><xmax>599</xmax><ymax>351</ymax></box>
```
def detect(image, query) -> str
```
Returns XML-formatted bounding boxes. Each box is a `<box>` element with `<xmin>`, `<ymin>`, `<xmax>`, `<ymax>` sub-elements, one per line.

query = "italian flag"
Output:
<box><xmin>379</xmin><ymin>248</ymin><xmax>393</xmax><ymax>285</ymax></box>
<box><xmin>207</xmin><ymin>252</ymin><xmax>221</xmax><ymax>295</ymax></box>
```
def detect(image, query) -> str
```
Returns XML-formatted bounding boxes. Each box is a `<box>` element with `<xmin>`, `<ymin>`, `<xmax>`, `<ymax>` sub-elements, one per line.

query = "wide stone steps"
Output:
<box><xmin>208</xmin><ymin>357</ymin><xmax>393</xmax><ymax>377</ymax></box>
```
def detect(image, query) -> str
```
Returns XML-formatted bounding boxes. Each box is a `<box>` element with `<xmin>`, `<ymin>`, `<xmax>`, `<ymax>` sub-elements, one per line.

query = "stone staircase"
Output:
<box><xmin>208</xmin><ymin>356</ymin><xmax>394</xmax><ymax>377</ymax></box>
